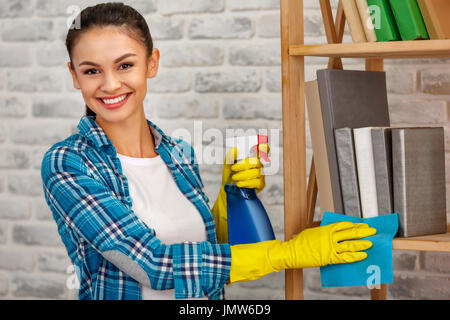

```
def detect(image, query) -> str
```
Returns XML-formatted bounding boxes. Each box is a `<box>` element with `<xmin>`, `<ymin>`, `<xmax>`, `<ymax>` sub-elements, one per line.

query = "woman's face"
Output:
<box><xmin>68</xmin><ymin>26</ymin><xmax>159</xmax><ymax>123</ymax></box>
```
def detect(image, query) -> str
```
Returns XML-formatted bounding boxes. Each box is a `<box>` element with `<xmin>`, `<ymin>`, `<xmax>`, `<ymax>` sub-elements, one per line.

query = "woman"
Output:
<box><xmin>41</xmin><ymin>3</ymin><xmax>376</xmax><ymax>300</ymax></box>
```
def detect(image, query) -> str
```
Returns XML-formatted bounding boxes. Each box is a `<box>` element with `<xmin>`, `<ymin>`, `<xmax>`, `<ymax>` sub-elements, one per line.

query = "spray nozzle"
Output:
<box><xmin>225</xmin><ymin>135</ymin><xmax>270</xmax><ymax>163</ymax></box>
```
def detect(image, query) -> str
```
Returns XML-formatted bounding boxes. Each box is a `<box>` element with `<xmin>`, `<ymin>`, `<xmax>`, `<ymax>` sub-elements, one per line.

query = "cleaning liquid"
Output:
<box><xmin>225</xmin><ymin>135</ymin><xmax>276</xmax><ymax>245</ymax></box>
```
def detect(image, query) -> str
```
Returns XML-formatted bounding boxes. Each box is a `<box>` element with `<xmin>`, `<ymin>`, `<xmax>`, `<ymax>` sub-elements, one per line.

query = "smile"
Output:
<box><xmin>97</xmin><ymin>93</ymin><xmax>132</xmax><ymax>109</ymax></box>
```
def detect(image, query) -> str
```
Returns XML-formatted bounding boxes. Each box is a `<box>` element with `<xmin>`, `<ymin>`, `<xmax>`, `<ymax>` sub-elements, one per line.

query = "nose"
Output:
<box><xmin>100</xmin><ymin>70</ymin><xmax>122</xmax><ymax>93</ymax></box>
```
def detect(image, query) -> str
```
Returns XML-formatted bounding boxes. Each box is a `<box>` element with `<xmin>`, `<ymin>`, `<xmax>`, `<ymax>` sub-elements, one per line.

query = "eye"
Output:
<box><xmin>84</xmin><ymin>68</ymin><xmax>98</xmax><ymax>75</ymax></box>
<box><xmin>119</xmin><ymin>63</ymin><xmax>133</xmax><ymax>70</ymax></box>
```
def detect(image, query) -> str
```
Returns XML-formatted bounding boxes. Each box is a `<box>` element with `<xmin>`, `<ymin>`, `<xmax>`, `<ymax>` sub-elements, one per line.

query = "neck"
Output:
<box><xmin>95</xmin><ymin>108</ymin><xmax>158</xmax><ymax>158</ymax></box>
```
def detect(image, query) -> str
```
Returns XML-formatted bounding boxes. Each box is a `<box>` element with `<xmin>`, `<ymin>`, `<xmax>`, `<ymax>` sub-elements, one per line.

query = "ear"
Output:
<box><xmin>146</xmin><ymin>48</ymin><xmax>160</xmax><ymax>79</ymax></box>
<box><xmin>68</xmin><ymin>61</ymin><xmax>81</xmax><ymax>90</ymax></box>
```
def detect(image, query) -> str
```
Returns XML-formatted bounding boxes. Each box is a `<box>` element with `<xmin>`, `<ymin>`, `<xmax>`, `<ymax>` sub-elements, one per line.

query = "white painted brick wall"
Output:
<box><xmin>0</xmin><ymin>0</ymin><xmax>448</xmax><ymax>300</ymax></box>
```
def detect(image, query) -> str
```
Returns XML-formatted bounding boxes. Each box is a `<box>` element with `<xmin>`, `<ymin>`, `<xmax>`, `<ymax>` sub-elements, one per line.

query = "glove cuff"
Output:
<box><xmin>229</xmin><ymin>240</ymin><xmax>281</xmax><ymax>283</ymax></box>
<box><xmin>267</xmin><ymin>239</ymin><xmax>296</xmax><ymax>270</ymax></box>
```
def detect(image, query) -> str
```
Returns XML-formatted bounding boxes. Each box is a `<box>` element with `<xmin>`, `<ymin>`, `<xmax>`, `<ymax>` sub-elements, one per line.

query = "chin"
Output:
<box><xmin>91</xmin><ymin>94</ymin><xmax>142</xmax><ymax>123</ymax></box>
<box><xmin>93</xmin><ymin>104</ymin><xmax>139</xmax><ymax>124</ymax></box>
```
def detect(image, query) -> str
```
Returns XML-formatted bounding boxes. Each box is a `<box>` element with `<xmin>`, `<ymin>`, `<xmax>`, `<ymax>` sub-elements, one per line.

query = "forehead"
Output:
<box><xmin>71</xmin><ymin>26</ymin><xmax>145</xmax><ymax>63</ymax></box>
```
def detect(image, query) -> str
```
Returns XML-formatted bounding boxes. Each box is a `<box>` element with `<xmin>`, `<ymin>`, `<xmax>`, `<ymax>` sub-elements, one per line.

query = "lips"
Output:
<box><xmin>96</xmin><ymin>92</ymin><xmax>132</xmax><ymax>110</ymax></box>
<box><xmin>98</xmin><ymin>92</ymin><xmax>130</xmax><ymax>101</ymax></box>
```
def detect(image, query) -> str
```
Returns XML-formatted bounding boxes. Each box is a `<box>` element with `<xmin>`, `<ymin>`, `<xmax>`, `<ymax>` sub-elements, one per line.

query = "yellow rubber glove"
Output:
<box><xmin>211</xmin><ymin>145</ymin><xmax>268</xmax><ymax>243</ymax></box>
<box><xmin>228</xmin><ymin>221</ymin><xmax>376</xmax><ymax>283</ymax></box>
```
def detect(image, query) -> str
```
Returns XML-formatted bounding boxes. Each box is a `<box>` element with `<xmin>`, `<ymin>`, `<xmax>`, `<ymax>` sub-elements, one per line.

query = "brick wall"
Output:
<box><xmin>0</xmin><ymin>0</ymin><xmax>448</xmax><ymax>299</ymax></box>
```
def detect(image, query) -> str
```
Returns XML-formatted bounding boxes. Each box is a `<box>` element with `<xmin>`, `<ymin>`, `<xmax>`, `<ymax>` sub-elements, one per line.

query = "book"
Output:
<box><xmin>342</xmin><ymin>0</ymin><xmax>368</xmax><ymax>42</ymax></box>
<box><xmin>417</xmin><ymin>0</ymin><xmax>438</xmax><ymax>39</ymax></box>
<box><xmin>334</xmin><ymin>128</ymin><xmax>362</xmax><ymax>218</ymax></box>
<box><xmin>366</xmin><ymin>0</ymin><xmax>401</xmax><ymax>41</ymax></box>
<box><xmin>356</xmin><ymin>0</ymin><xmax>378</xmax><ymax>42</ymax></box>
<box><xmin>316</xmin><ymin>69</ymin><xmax>391</xmax><ymax>214</ymax></box>
<box><xmin>371</xmin><ymin>127</ymin><xmax>393</xmax><ymax>215</ymax></box>
<box><xmin>305</xmin><ymin>80</ymin><xmax>335</xmax><ymax>215</ymax></box>
<box><xmin>417</xmin><ymin>0</ymin><xmax>450</xmax><ymax>40</ymax></box>
<box><xmin>353</xmin><ymin>127</ymin><xmax>379</xmax><ymax>218</ymax></box>
<box><xmin>392</xmin><ymin>127</ymin><xmax>447</xmax><ymax>237</ymax></box>
<box><xmin>389</xmin><ymin>0</ymin><xmax>429</xmax><ymax>40</ymax></box>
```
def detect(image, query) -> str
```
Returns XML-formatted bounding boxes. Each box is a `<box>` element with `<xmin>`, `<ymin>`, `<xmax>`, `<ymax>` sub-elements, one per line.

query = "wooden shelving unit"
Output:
<box><xmin>280</xmin><ymin>0</ymin><xmax>450</xmax><ymax>300</ymax></box>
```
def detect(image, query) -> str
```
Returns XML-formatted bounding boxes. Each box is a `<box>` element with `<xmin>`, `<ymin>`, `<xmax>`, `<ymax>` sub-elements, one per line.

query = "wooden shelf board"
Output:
<box><xmin>290</xmin><ymin>40</ymin><xmax>450</xmax><ymax>59</ymax></box>
<box><xmin>393</xmin><ymin>224</ymin><xmax>450</xmax><ymax>252</ymax></box>
<box><xmin>311</xmin><ymin>222</ymin><xmax>450</xmax><ymax>252</ymax></box>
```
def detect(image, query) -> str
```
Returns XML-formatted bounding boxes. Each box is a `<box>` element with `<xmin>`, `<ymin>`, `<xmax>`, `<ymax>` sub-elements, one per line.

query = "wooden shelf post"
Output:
<box><xmin>280</xmin><ymin>0</ymin><xmax>306</xmax><ymax>300</ymax></box>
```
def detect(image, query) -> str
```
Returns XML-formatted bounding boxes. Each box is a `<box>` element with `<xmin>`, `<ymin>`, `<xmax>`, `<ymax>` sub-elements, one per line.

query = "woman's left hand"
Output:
<box><xmin>211</xmin><ymin>144</ymin><xmax>269</xmax><ymax>243</ymax></box>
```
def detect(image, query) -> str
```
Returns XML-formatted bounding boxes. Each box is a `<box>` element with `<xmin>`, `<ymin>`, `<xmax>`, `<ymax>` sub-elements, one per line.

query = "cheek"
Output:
<box><xmin>129</xmin><ymin>73</ymin><xmax>148</xmax><ymax>98</ymax></box>
<box><xmin>78</xmin><ymin>79</ymin><xmax>99</xmax><ymax>100</ymax></box>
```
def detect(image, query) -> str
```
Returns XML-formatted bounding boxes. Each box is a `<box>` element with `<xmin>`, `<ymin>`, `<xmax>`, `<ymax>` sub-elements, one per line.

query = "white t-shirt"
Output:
<box><xmin>117</xmin><ymin>153</ymin><xmax>208</xmax><ymax>300</ymax></box>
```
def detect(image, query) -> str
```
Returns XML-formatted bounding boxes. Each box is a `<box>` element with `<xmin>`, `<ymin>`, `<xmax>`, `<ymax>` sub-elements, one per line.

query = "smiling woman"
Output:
<box><xmin>41</xmin><ymin>2</ymin><xmax>235</xmax><ymax>301</ymax></box>
<box><xmin>41</xmin><ymin>2</ymin><xmax>231</xmax><ymax>301</ymax></box>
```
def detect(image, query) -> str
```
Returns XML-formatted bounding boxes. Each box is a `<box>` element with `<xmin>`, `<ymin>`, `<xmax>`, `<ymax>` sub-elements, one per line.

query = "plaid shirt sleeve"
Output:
<box><xmin>41</xmin><ymin>145</ymin><xmax>231</xmax><ymax>299</ymax></box>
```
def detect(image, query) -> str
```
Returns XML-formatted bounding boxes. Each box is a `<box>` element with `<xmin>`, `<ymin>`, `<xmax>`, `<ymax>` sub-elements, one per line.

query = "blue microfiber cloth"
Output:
<box><xmin>320</xmin><ymin>211</ymin><xmax>399</xmax><ymax>287</ymax></box>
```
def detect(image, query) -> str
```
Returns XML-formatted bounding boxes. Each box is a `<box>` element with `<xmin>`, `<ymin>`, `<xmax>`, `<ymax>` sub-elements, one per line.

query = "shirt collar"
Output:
<box><xmin>77</xmin><ymin>115</ymin><xmax>174</xmax><ymax>152</ymax></box>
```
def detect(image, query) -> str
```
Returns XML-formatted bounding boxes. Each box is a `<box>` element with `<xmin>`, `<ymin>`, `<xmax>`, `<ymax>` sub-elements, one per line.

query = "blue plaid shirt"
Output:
<box><xmin>41</xmin><ymin>116</ymin><xmax>231</xmax><ymax>300</ymax></box>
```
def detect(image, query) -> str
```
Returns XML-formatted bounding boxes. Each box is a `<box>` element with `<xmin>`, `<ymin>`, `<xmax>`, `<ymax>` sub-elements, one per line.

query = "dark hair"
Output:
<box><xmin>65</xmin><ymin>2</ymin><xmax>153</xmax><ymax>117</ymax></box>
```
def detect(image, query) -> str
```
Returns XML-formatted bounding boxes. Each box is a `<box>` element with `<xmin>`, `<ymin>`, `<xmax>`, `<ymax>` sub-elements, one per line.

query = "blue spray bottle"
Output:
<box><xmin>225</xmin><ymin>135</ymin><xmax>276</xmax><ymax>245</ymax></box>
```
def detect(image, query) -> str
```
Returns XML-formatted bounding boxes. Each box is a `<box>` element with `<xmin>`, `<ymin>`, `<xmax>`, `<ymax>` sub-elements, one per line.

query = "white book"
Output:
<box><xmin>353</xmin><ymin>127</ymin><xmax>379</xmax><ymax>218</ymax></box>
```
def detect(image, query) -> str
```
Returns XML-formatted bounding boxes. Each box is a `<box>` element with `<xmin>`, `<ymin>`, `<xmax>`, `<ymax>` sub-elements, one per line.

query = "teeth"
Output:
<box><xmin>101</xmin><ymin>94</ymin><xmax>128</xmax><ymax>105</ymax></box>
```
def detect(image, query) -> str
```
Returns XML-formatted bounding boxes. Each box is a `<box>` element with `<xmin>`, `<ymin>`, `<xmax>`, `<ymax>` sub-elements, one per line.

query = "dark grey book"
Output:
<box><xmin>392</xmin><ymin>127</ymin><xmax>447</xmax><ymax>237</ymax></box>
<box><xmin>317</xmin><ymin>69</ymin><xmax>390</xmax><ymax>214</ymax></box>
<box><xmin>371</xmin><ymin>127</ymin><xmax>393</xmax><ymax>215</ymax></box>
<box><xmin>334</xmin><ymin>128</ymin><xmax>362</xmax><ymax>217</ymax></box>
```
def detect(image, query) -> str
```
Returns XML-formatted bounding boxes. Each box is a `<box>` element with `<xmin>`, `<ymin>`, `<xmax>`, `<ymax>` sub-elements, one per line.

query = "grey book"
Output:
<box><xmin>371</xmin><ymin>127</ymin><xmax>394</xmax><ymax>215</ymax></box>
<box><xmin>317</xmin><ymin>69</ymin><xmax>390</xmax><ymax>214</ymax></box>
<box><xmin>334</xmin><ymin>128</ymin><xmax>362</xmax><ymax>217</ymax></box>
<box><xmin>305</xmin><ymin>80</ymin><xmax>335</xmax><ymax>214</ymax></box>
<box><xmin>392</xmin><ymin>127</ymin><xmax>447</xmax><ymax>237</ymax></box>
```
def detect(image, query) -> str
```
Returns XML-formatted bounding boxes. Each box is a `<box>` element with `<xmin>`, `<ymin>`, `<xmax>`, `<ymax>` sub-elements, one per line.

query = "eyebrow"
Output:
<box><xmin>78</xmin><ymin>53</ymin><xmax>137</xmax><ymax>67</ymax></box>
